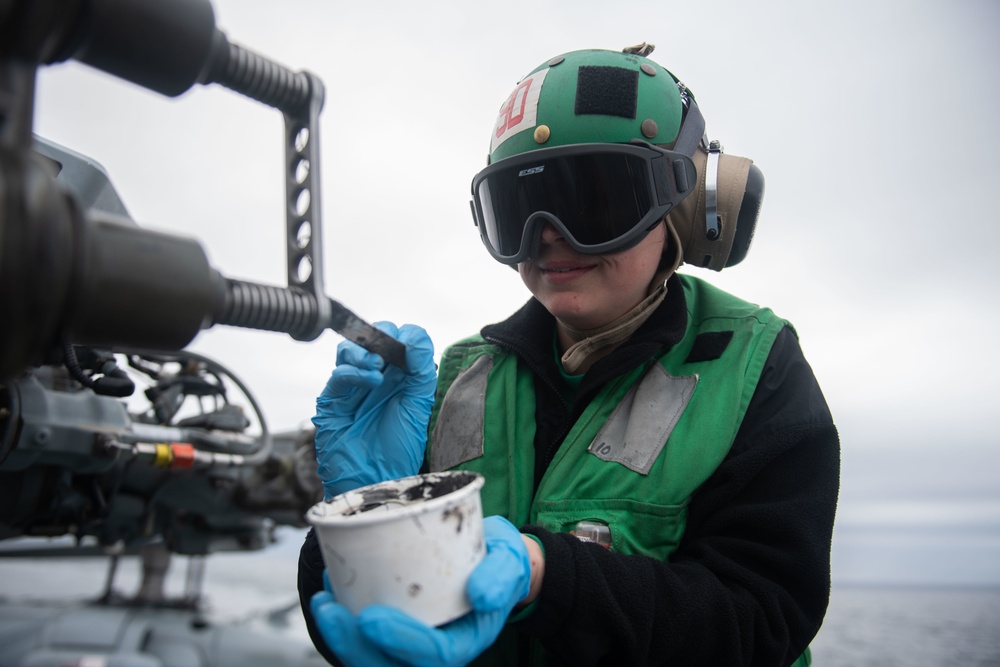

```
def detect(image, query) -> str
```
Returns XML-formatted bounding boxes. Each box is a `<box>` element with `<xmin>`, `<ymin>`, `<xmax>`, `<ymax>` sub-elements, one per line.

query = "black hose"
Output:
<box><xmin>63</xmin><ymin>344</ymin><xmax>135</xmax><ymax>397</ymax></box>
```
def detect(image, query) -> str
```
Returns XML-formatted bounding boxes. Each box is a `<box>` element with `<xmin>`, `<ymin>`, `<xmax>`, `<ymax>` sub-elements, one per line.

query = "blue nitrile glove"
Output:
<box><xmin>310</xmin><ymin>516</ymin><xmax>532</xmax><ymax>667</ymax></box>
<box><xmin>312</xmin><ymin>322</ymin><xmax>436</xmax><ymax>499</ymax></box>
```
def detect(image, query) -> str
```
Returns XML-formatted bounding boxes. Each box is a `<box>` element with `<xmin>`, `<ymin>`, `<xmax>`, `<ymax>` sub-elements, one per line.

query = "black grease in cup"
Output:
<box><xmin>342</xmin><ymin>471</ymin><xmax>479</xmax><ymax>516</ymax></box>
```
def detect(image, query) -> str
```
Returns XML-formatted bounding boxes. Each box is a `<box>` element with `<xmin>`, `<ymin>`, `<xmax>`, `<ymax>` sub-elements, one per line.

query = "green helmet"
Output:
<box><xmin>489</xmin><ymin>48</ymin><xmax>687</xmax><ymax>163</ymax></box>
<box><xmin>483</xmin><ymin>46</ymin><xmax>765</xmax><ymax>271</ymax></box>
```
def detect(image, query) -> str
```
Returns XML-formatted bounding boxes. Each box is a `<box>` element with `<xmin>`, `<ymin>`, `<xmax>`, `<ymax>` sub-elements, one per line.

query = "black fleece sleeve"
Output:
<box><xmin>298</xmin><ymin>528</ymin><xmax>345</xmax><ymax>666</ymax></box>
<box><xmin>515</xmin><ymin>326</ymin><xmax>841</xmax><ymax>666</ymax></box>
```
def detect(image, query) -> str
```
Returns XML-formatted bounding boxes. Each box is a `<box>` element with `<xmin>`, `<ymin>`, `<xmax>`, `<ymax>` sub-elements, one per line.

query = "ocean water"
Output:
<box><xmin>811</xmin><ymin>585</ymin><xmax>1000</xmax><ymax>667</ymax></box>
<box><xmin>2</xmin><ymin>529</ymin><xmax>999</xmax><ymax>666</ymax></box>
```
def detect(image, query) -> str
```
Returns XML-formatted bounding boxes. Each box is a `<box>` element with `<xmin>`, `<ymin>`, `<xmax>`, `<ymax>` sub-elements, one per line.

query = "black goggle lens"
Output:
<box><xmin>475</xmin><ymin>151</ymin><xmax>656</xmax><ymax>260</ymax></box>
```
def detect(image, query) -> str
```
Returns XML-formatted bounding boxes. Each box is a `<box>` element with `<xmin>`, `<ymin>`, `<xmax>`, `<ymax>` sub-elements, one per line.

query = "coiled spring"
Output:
<box><xmin>210</xmin><ymin>39</ymin><xmax>311</xmax><ymax>113</ymax></box>
<box><xmin>217</xmin><ymin>278</ymin><xmax>318</xmax><ymax>338</ymax></box>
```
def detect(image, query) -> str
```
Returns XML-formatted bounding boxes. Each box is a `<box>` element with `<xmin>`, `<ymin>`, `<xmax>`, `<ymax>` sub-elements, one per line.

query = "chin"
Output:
<box><xmin>547</xmin><ymin>305</ymin><xmax>605</xmax><ymax>331</ymax></box>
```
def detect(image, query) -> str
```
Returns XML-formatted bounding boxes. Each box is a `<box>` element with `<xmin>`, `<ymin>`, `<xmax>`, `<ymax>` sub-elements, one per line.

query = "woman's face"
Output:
<box><xmin>518</xmin><ymin>221</ymin><xmax>666</xmax><ymax>332</ymax></box>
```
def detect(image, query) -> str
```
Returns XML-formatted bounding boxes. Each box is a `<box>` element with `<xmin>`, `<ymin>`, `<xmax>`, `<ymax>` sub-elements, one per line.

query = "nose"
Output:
<box><xmin>539</xmin><ymin>222</ymin><xmax>565</xmax><ymax>244</ymax></box>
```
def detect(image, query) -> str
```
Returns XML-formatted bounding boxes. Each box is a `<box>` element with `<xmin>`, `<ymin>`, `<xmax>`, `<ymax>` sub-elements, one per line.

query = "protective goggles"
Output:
<box><xmin>470</xmin><ymin>141</ymin><xmax>697</xmax><ymax>265</ymax></box>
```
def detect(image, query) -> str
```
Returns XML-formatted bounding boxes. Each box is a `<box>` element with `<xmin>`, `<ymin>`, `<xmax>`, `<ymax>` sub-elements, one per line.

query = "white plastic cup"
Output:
<box><xmin>306</xmin><ymin>470</ymin><xmax>486</xmax><ymax>627</ymax></box>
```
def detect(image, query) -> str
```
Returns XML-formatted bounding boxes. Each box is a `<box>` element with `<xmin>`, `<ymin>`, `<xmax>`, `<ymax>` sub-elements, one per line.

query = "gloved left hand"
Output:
<box><xmin>310</xmin><ymin>516</ymin><xmax>532</xmax><ymax>667</ymax></box>
<box><xmin>312</xmin><ymin>322</ymin><xmax>436</xmax><ymax>499</ymax></box>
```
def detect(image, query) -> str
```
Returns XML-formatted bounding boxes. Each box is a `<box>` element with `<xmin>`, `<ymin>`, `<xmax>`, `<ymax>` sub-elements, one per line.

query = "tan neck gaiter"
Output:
<box><xmin>558</xmin><ymin>220</ymin><xmax>683</xmax><ymax>374</ymax></box>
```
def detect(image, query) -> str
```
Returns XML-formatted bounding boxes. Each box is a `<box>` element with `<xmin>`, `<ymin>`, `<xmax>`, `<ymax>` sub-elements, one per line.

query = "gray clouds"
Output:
<box><xmin>30</xmin><ymin>0</ymin><xmax>1000</xmax><ymax>584</ymax></box>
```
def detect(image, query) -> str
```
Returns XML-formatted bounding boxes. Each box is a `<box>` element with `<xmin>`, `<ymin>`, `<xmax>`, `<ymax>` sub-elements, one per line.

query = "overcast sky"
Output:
<box><xmin>27</xmin><ymin>0</ymin><xmax>1000</xmax><ymax>586</ymax></box>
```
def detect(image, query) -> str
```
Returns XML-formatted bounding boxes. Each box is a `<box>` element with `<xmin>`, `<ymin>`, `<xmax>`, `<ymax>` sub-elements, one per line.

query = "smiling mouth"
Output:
<box><xmin>537</xmin><ymin>262</ymin><xmax>594</xmax><ymax>281</ymax></box>
<box><xmin>539</xmin><ymin>259</ymin><xmax>593</xmax><ymax>272</ymax></box>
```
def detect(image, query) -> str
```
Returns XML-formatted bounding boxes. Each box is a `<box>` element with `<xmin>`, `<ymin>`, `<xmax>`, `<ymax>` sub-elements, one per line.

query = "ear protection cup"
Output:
<box><xmin>656</xmin><ymin>84</ymin><xmax>764</xmax><ymax>271</ymax></box>
<box><xmin>665</xmin><ymin>140</ymin><xmax>764</xmax><ymax>270</ymax></box>
<box><xmin>726</xmin><ymin>161</ymin><xmax>764</xmax><ymax>267</ymax></box>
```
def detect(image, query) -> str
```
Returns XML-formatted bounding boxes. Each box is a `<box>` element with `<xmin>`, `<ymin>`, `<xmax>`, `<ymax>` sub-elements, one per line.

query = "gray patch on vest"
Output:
<box><xmin>587</xmin><ymin>365</ymin><xmax>698</xmax><ymax>474</ymax></box>
<box><xmin>430</xmin><ymin>355</ymin><xmax>493</xmax><ymax>471</ymax></box>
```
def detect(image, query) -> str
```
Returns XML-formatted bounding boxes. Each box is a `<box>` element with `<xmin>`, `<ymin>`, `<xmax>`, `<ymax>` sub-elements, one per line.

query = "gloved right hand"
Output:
<box><xmin>310</xmin><ymin>515</ymin><xmax>533</xmax><ymax>667</ymax></box>
<box><xmin>312</xmin><ymin>322</ymin><xmax>436</xmax><ymax>499</ymax></box>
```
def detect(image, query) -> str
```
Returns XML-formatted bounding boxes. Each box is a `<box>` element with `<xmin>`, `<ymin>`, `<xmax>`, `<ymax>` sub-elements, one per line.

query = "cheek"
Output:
<box><xmin>517</xmin><ymin>263</ymin><xmax>532</xmax><ymax>287</ymax></box>
<box><xmin>518</xmin><ymin>263</ymin><xmax>546</xmax><ymax>299</ymax></box>
<box><xmin>615</xmin><ymin>242</ymin><xmax>664</xmax><ymax>289</ymax></box>
<box><xmin>634</xmin><ymin>228</ymin><xmax>669</xmax><ymax>278</ymax></box>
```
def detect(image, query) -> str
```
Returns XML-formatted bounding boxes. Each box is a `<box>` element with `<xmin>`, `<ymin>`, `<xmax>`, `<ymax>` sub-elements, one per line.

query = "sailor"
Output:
<box><xmin>298</xmin><ymin>45</ymin><xmax>840</xmax><ymax>666</ymax></box>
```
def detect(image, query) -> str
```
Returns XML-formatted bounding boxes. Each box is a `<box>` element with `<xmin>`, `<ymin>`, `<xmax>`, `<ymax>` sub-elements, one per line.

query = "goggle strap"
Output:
<box><xmin>673</xmin><ymin>96</ymin><xmax>706</xmax><ymax>157</ymax></box>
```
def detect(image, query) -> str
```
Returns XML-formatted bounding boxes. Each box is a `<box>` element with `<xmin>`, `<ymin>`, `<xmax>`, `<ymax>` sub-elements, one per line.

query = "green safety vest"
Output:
<box><xmin>427</xmin><ymin>275</ymin><xmax>809</xmax><ymax>667</ymax></box>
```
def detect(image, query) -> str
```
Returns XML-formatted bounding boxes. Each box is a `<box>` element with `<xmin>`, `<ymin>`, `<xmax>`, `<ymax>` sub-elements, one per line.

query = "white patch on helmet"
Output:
<box><xmin>490</xmin><ymin>68</ymin><xmax>550</xmax><ymax>154</ymax></box>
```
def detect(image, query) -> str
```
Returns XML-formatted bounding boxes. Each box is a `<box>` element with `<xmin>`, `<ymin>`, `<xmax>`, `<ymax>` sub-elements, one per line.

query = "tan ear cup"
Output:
<box><xmin>666</xmin><ymin>145</ymin><xmax>754</xmax><ymax>271</ymax></box>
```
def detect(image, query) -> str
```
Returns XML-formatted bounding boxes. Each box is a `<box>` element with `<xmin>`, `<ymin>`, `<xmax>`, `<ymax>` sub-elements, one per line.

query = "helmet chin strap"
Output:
<box><xmin>557</xmin><ymin>219</ymin><xmax>682</xmax><ymax>374</ymax></box>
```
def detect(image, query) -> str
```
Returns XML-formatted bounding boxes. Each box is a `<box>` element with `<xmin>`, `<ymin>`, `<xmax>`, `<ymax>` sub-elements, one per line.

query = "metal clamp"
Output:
<box><xmin>705</xmin><ymin>139</ymin><xmax>723</xmax><ymax>240</ymax></box>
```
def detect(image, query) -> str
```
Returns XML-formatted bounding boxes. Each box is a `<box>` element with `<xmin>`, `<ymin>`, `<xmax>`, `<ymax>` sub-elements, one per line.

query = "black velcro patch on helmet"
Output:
<box><xmin>576</xmin><ymin>66</ymin><xmax>639</xmax><ymax>119</ymax></box>
<box><xmin>684</xmin><ymin>331</ymin><xmax>734</xmax><ymax>363</ymax></box>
